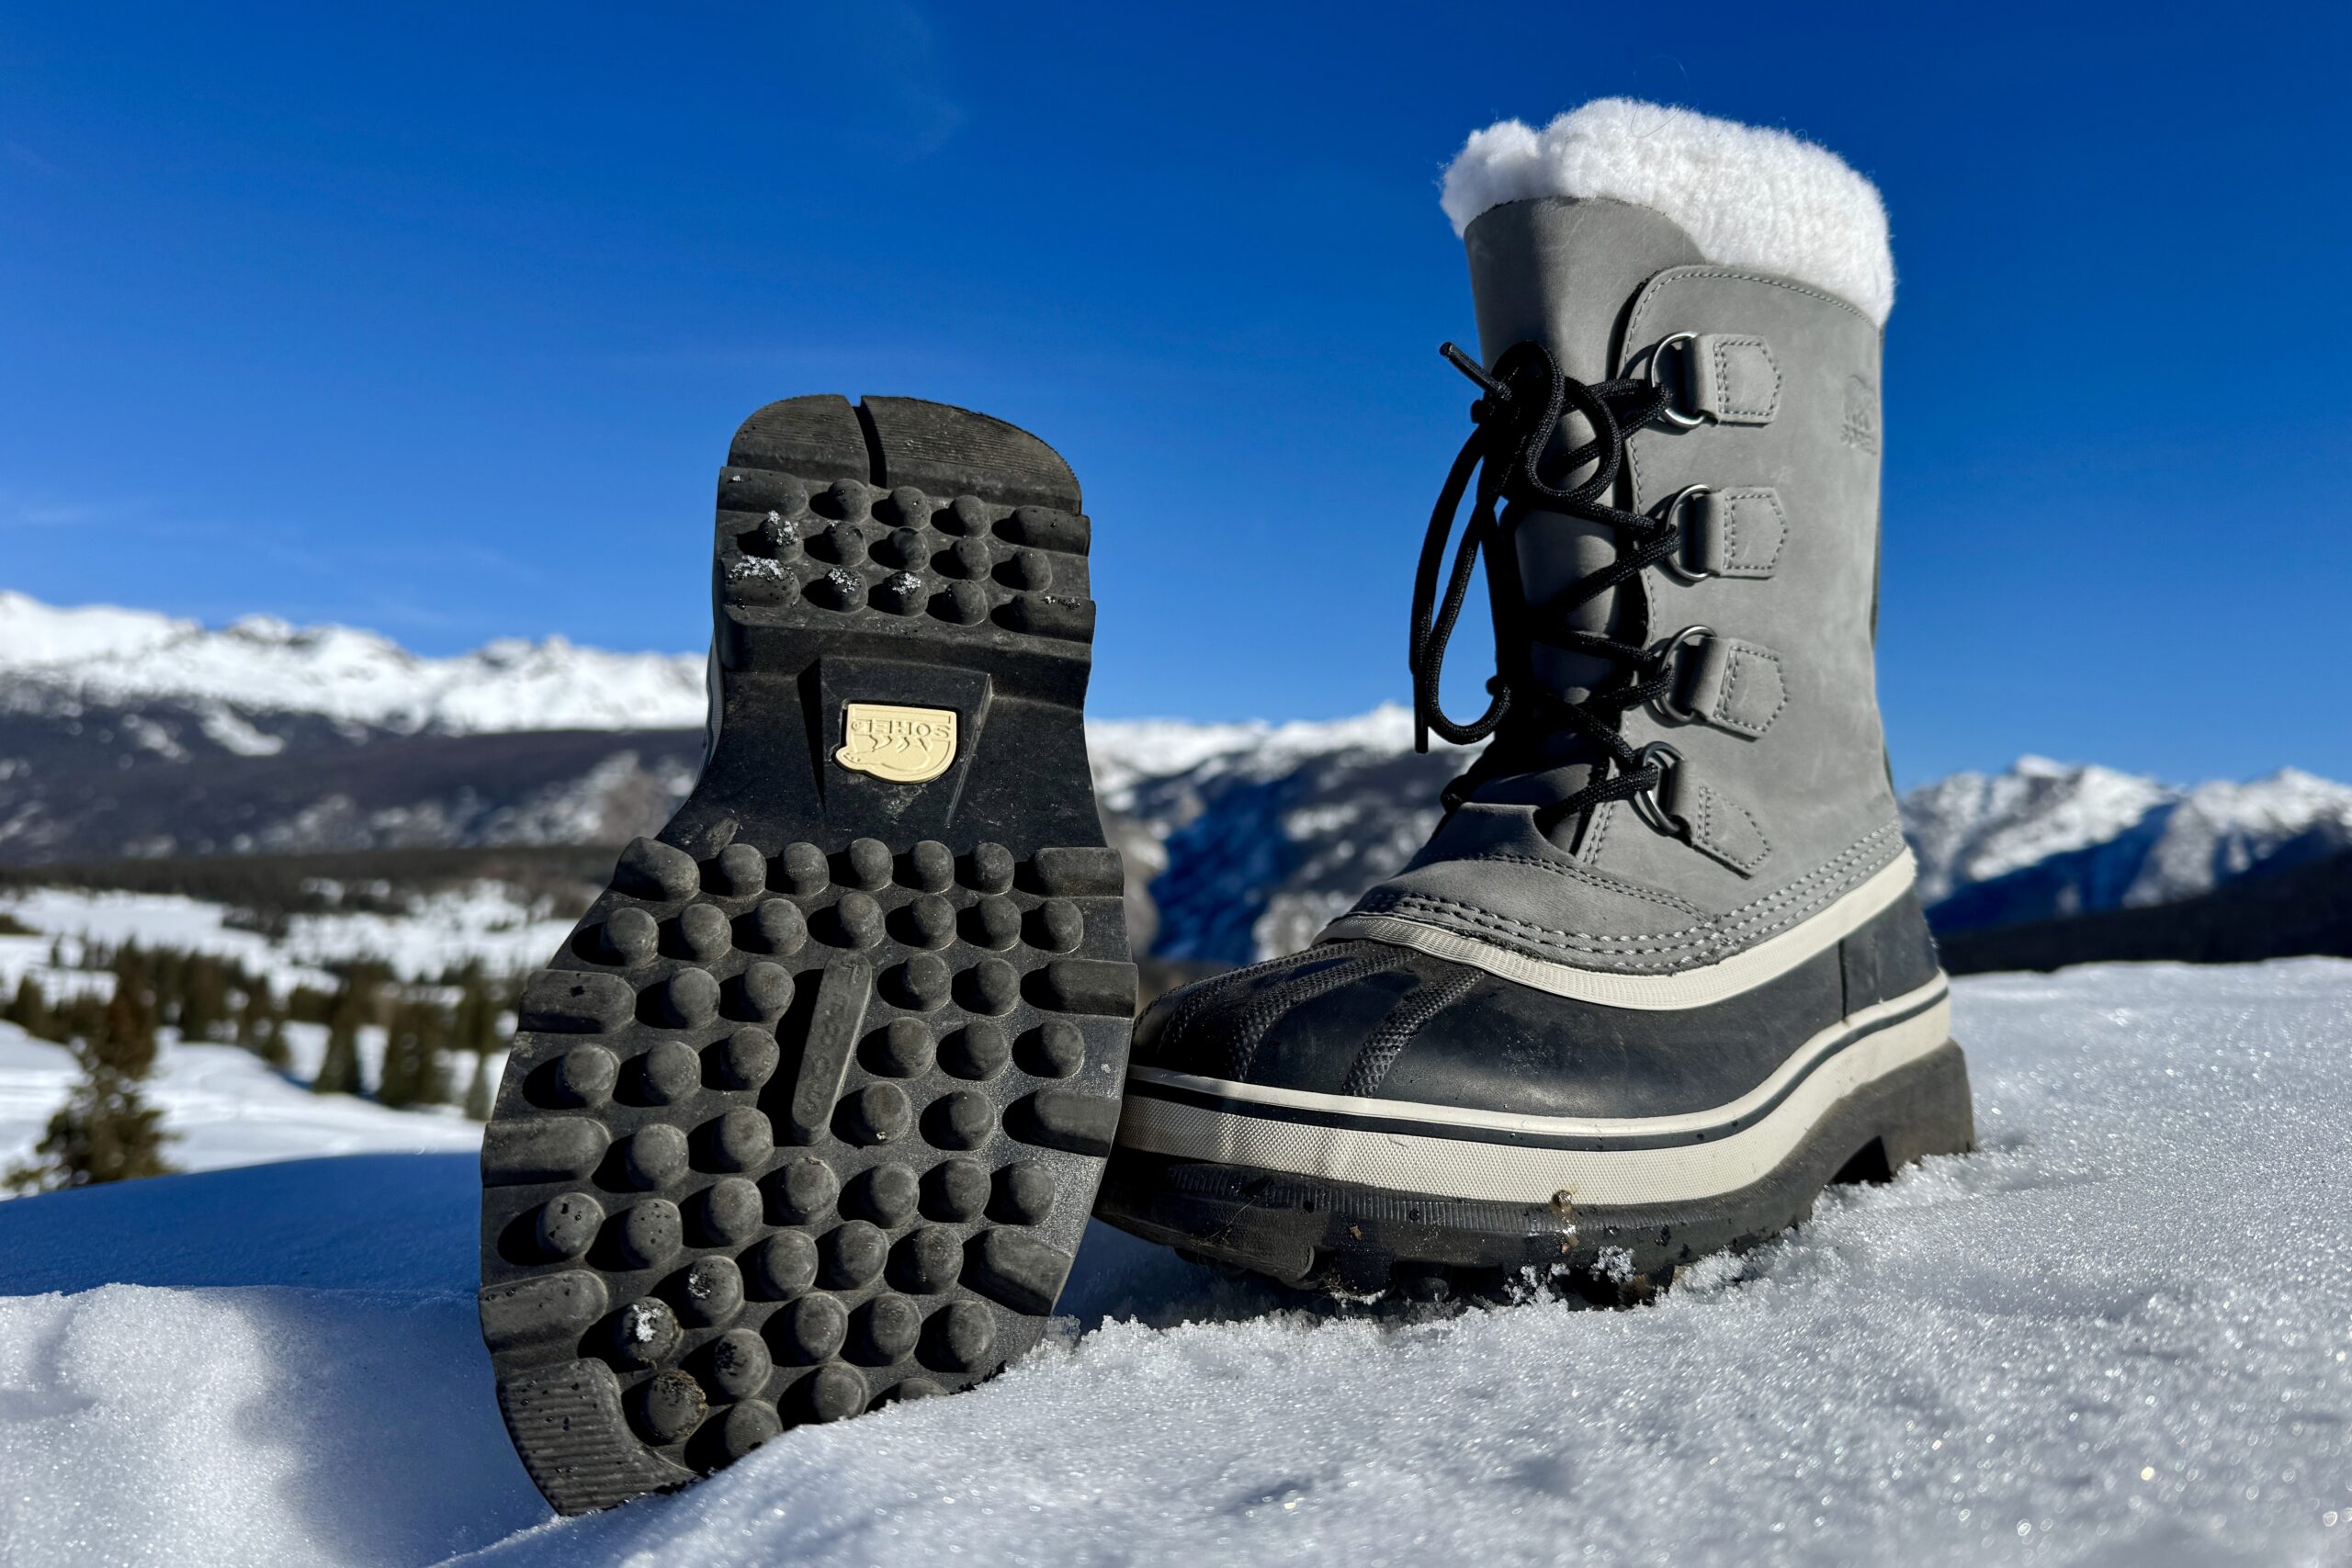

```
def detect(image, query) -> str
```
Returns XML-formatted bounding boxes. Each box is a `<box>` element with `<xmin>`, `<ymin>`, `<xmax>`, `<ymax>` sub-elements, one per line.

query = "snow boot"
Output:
<box><xmin>1098</xmin><ymin>102</ymin><xmax>1973</xmax><ymax>1298</ymax></box>
<box><xmin>479</xmin><ymin>397</ymin><xmax>1136</xmax><ymax>1512</ymax></box>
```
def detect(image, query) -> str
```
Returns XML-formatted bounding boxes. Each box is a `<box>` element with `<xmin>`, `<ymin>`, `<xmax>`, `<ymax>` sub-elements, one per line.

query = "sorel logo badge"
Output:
<box><xmin>1841</xmin><ymin>375</ymin><xmax>1880</xmax><ymax>453</ymax></box>
<box><xmin>834</xmin><ymin>703</ymin><xmax>958</xmax><ymax>784</ymax></box>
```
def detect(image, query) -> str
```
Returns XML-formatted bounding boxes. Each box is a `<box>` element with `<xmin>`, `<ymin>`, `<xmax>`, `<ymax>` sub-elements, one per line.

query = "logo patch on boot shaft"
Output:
<box><xmin>1841</xmin><ymin>375</ymin><xmax>1880</xmax><ymax>453</ymax></box>
<box><xmin>834</xmin><ymin>703</ymin><xmax>958</xmax><ymax>784</ymax></box>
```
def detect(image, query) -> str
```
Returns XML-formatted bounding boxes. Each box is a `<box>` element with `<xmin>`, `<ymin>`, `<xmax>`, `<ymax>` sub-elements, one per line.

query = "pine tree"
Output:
<box><xmin>178</xmin><ymin>958</ymin><xmax>229</xmax><ymax>1043</ymax></box>
<box><xmin>378</xmin><ymin>1000</ymin><xmax>420</xmax><ymax>1108</ymax></box>
<box><xmin>414</xmin><ymin>1003</ymin><xmax>451</xmax><ymax>1106</ymax></box>
<box><xmin>378</xmin><ymin>999</ymin><xmax>454</xmax><ymax>1110</ymax></box>
<box><xmin>450</xmin><ymin>972</ymin><xmax>503</xmax><ymax>1119</ymax></box>
<box><xmin>102</xmin><ymin>956</ymin><xmax>158</xmax><ymax>1078</ymax></box>
<box><xmin>153</xmin><ymin>949</ymin><xmax>187</xmax><ymax>1031</ymax></box>
<box><xmin>58</xmin><ymin>991</ymin><xmax>104</xmax><ymax>1048</ymax></box>
<box><xmin>107</xmin><ymin>945</ymin><xmax>159</xmax><ymax>1075</ymax></box>
<box><xmin>234</xmin><ymin>977</ymin><xmax>272</xmax><ymax>1049</ymax></box>
<box><xmin>312</xmin><ymin>977</ymin><xmax>371</xmax><ymax>1096</ymax></box>
<box><xmin>6</xmin><ymin>966</ymin><xmax>175</xmax><ymax>1192</ymax></box>
<box><xmin>452</xmin><ymin>975</ymin><xmax>502</xmax><ymax>1057</ymax></box>
<box><xmin>6</xmin><ymin>975</ymin><xmax>54</xmax><ymax>1042</ymax></box>
<box><xmin>287</xmin><ymin>984</ymin><xmax>333</xmax><ymax>1026</ymax></box>
<box><xmin>257</xmin><ymin>1012</ymin><xmax>293</xmax><ymax>1072</ymax></box>
<box><xmin>462</xmin><ymin>1046</ymin><xmax>495</xmax><ymax>1120</ymax></box>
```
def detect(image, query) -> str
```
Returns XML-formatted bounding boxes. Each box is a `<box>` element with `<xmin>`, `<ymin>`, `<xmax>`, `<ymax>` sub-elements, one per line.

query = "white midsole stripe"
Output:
<box><xmin>1318</xmin><ymin>851</ymin><xmax>1917</xmax><ymax>1011</ymax></box>
<box><xmin>1126</xmin><ymin>975</ymin><xmax>1949</xmax><ymax>1143</ymax></box>
<box><xmin>1114</xmin><ymin>993</ymin><xmax>1953</xmax><ymax>1208</ymax></box>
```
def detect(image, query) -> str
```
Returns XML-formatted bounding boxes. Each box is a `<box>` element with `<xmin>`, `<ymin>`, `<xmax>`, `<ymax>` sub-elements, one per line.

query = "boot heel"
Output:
<box><xmin>710</xmin><ymin>396</ymin><xmax>1096</xmax><ymax>689</ymax></box>
<box><xmin>1868</xmin><ymin>1040</ymin><xmax>1976</xmax><ymax>1171</ymax></box>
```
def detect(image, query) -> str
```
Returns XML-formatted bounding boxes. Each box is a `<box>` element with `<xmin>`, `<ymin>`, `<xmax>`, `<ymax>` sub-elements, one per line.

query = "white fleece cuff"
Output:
<box><xmin>1439</xmin><ymin>99</ymin><xmax>1894</xmax><ymax>325</ymax></box>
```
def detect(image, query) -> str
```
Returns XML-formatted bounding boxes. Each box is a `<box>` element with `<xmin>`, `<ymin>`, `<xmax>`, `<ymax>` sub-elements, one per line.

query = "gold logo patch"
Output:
<box><xmin>834</xmin><ymin>703</ymin><xmax>958</xmax><ymax>784</ymax></box>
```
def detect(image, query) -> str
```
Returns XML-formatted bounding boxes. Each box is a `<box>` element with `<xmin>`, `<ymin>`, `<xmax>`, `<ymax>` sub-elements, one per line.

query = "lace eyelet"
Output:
<box><xmin>1630</xmin><ymin>741</ymin><xmax>1693</xmax><ymax>840</ymax></box>
<box><xmin>1645</xmin><ymin>332</ymin><xmax>1708</xmax><ymax>429</ymax></box>
<box><xmin>1657</xmin><ymin>484</ymin><xmax>1717</xmax><ymax>584</ymax></box>
<box><xmin>1645</xmin><ymin>625</ymin><xmax>1715</xmax><ymax>725</ymax></box>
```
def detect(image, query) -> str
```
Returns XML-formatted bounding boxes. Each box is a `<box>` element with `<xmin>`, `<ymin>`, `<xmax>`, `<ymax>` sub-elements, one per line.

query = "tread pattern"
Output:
<box><xmin>714</xmin><ymin>396</ymin><xmax>1094</xmax><ymax>651</ymax></box>
<box><xmin>484</xmin><ymin>830</ymin><xmax>1134</xmax><ymax>1508</ymax></box>
<box><xmin>481</xmin><ymin>394</ymin><xmax>1133</xmax><ymax>1515</ymax></box>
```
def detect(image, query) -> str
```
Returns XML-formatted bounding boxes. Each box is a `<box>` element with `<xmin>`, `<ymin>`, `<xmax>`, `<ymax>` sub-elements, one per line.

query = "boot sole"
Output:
<box><xmin>1097</xmin><ymin>995</ymin><xmax>1973</xmax><ymax>1298</ymax></box>
<box><xmin>478</xmin><ymin>395</ymin><xmax>1136</xmax><ymax>1514</ymax></box>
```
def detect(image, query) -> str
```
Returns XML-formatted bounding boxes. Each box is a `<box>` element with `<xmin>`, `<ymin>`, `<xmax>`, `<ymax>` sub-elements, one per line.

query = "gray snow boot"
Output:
<box><xmin>1099</xmin><ymin>101</ymin><xmax>1973</xmax><ymax>1297</ymax></box>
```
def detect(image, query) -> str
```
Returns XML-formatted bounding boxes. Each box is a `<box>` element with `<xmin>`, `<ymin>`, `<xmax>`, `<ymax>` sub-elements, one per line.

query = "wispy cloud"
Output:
<box><xmin>5</xmin><ymin>140</ymin><xmax>61</xmax><ymax>177</ymax></box>
<box><xmin>1</xmin><ymin>495</ymin><xmax>152</xmax><ymax>530</ymax></box>
<box><xmin>588</xmin><ymin>337</ymin><xmax>984</xmax><ymax>376</ymax></box>
<box><xmin>794</xmin><ymin>2</ymin><xmax>967</xmax><ymax>161</ymax></box>
<box><xmin>864</xmin><ymin>2</ymin><xmax>966</xmax><ymax>159</ymax></box>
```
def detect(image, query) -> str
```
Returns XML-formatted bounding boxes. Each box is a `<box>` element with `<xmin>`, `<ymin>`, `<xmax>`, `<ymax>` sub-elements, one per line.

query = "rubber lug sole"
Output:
<box><xmin>1094</xmin><ymin>1041</ymin><xmax>1973</xmax><ymax>1300</ymax></box>
<box><xmin>480</xmin><ymin>395</ymin><xmax>1136</xmax><ymax>1515</ymax></box>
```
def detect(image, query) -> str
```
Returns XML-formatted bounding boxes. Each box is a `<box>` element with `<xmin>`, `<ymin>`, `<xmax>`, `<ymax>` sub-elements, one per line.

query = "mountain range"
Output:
<box><xmin>4</xmin><ymin>593</ymin><xmax>2346</xmax><ymax>964</ymax></box>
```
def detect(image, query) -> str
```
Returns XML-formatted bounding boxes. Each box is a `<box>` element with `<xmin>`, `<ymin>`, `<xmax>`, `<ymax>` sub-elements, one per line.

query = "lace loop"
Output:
<box><xmin>1408</xmin><ymin>340</ymin><xmax>1683</xmax><ymax>831</ymax></box>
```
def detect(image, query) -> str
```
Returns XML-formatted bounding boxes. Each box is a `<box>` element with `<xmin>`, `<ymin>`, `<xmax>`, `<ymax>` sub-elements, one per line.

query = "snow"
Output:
<box><xmin>0</xmin><ymin>883</ymin><xmax>576</xmax><ymax>993</ymax></box>
<box><xmin>0</xmin><ymin>888</ymin><xmax>322</xmax><ymax>997</ymax></box>
<box><xmin>0</xmin><ymin>1155</ymin><xmax>543</xmax><ymax>1563</ymax></box>
<box><xmin>0</xmin><ymin>880</ymin><xmax>526</xmax><ymax>1185</ymax></box>
<box><xmin>2145</xmin><ymin>769</ymin><xmax>2352</xmax><ymax>898</ymax></box>
<box><xmin>1902</xmin><ymin>760</ymin><xmax>2174</xmax><ymax>906</ymax></box>
<box><xmin>0</xmin><ymin>592</ymin><xmax>705</xmax><ymax>736</ymax></box>
<box><xmin>0</xmin><ymin>594</ymin><xmax>190</xmax><ymax>666</ymax></box>
<box><xmin>1901</xmin><ymin>757</ymin><xmax>2352</xmax><ymax>913</ymax></box>
<box><xmin>0</xmin><ymin>1022</ymin><xmax>488</xmax><ymax>1180</ymax></box>
<box><xmin>10</xmin><ymin>586</ymin><xmax>2346</xmax><ymax>928</ymax></box>
<box><xmin>1</xmin><ymin>959</ymin><xmax>2347</xmax><ymax>1564</ymax></box>
<box><xmin>194</xmin><ymin>701</ymin><xmax>288</xmax><ymax>756</ymax></box>
<box><xmin>1087</xmin><ymin>704</ymin><xmax>1427</xmax><ymax>807</ymax></box>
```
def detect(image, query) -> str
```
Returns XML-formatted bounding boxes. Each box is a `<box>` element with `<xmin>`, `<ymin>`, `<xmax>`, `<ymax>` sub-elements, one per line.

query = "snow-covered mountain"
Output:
<box><xmin>0</xmin><ymin>596</ymin><xmax>710</xmax><ymax>862</ymax></box>
<box><xmin>3</xmin><ymin>594</ymin><xmax>2346</xmax><ymax>956</ymax></box>
<box><xmin>0</xmin><ymin>592</ymin><xmax>705</xmax><ymax>743</ymax></box>
<box><xmin>1092</xmin><ymin>706</ymin><xmax>1466</xmax><ymax>962</ymax></box>
<box><xmin>1098</xmin><ymin>725</ymin><xmax>2352</xmax><ymax>960</ymax></box>
<box><xmin>1900</xmin><ymin>756</ymin><xmax>2352</xmax><ymax>932</ymax></box>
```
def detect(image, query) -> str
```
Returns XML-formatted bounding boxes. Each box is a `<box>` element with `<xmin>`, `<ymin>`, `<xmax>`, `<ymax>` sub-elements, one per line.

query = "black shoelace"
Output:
<box><xmin>1408</xmin><ymin>340</ymin><xmax>1683</xmax><ymax>830</ymax></box>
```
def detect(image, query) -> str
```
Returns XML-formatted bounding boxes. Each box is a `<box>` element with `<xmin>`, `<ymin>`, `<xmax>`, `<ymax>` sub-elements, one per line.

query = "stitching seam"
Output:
<box><xmin>1692</xmin><ymin>783</ymin><xmax>1770</xmax><ymax>873</ymax></box>
<box><xmin>1502</xmin><ymin>820</ymin><xmax>1903</xmax><ymax>939</ymax></box>
<box><xmin>1441</xmin><ymin>848</ymin><xmax>1705</xmax><ymax>916</ymax></box>
<box><xmin>1356</xmin><ymin>823</ymin><xmax>1902</xmax><ymax>961</ymax></box>
<box><xmin>1717</xmin><ymin>642</ymin><xmax>1789</xmax><ymax>736</ymax></box>
<box><xmin>1710</xmin><ymin>335</ymin><xmax>1783</xmax><ymax>422</ymax></box>
<box><xmin>1727</xmin><ymin>488</ymin><xmax>1787</xmax><ymax>573</ymax></box>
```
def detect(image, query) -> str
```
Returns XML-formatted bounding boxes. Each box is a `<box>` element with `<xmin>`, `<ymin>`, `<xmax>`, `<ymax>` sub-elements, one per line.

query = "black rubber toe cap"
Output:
<box><xmin>1134</xmin><ymin>894</ymin><xmax>1943</xmax><ymax>1121</ymax></box>
<box><xmin>1136</xmin><ymin>942</ymin><xmax>1422</xmax><ymax>1089</ymax></box>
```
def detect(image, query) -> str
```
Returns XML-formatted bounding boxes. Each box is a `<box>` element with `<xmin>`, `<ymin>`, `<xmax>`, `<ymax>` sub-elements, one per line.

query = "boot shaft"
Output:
<box><xmin>1466</xmin><ymin>197</ymin><xmax>1702</xmax><ymax>707</ymax></box>
<box><xmin>1337</xmin><ymin>102</ymin><xmax>1914</xmax><ymax>976</ymax></box>
<box><xmin>1453</xmin><ymin>105</ymin><xmax>1900</xmax><ymax>890</ymax></box>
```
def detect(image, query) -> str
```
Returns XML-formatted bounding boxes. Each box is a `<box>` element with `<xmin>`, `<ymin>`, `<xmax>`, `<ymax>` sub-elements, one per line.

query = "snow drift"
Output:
<box><xmin>1</xmin><ymin>960</ymin><xmax>2347</xmax><ymax>1565</ymax></box>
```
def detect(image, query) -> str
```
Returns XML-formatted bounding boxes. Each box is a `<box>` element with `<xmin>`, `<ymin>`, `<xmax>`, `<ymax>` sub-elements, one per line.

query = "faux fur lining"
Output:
<box><xmin>1439</xmin><ymin>99</ymin><xmax>1894</xmax><ymax>325</ymax></box>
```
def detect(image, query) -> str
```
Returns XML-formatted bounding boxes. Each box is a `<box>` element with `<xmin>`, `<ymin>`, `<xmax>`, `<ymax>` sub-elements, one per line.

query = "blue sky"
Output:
<box><xmin>3</xmin><ymin>3</ymin><xmax>2348</xmax><ymax>784</ymax></box>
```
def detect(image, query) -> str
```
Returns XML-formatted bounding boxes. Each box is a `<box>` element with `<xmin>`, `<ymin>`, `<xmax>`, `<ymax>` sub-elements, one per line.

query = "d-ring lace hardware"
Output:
<box><xmin>1645</xmin><ymin>625</ymin><xmax>1716</xmax><ymax>725</ymax></box>
<box><xmin>1645</xmin><ymin>331</ymin><xmax>1708</xmax><ymax>429</ymax></box>
<box><xmin>1629</xmin><ymin>741</ymin><xmax>1692</xmax><ymax>839</ymax></box>
<box><xmin>1409</xmin><ymin>340</ymin><xmax>1690</xmax><ymax>833</ymax></box>
<box><xmin>1657</xmin><ymin>484</ymin><xmax>1717</xmax><ymax>583</ymax></box>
